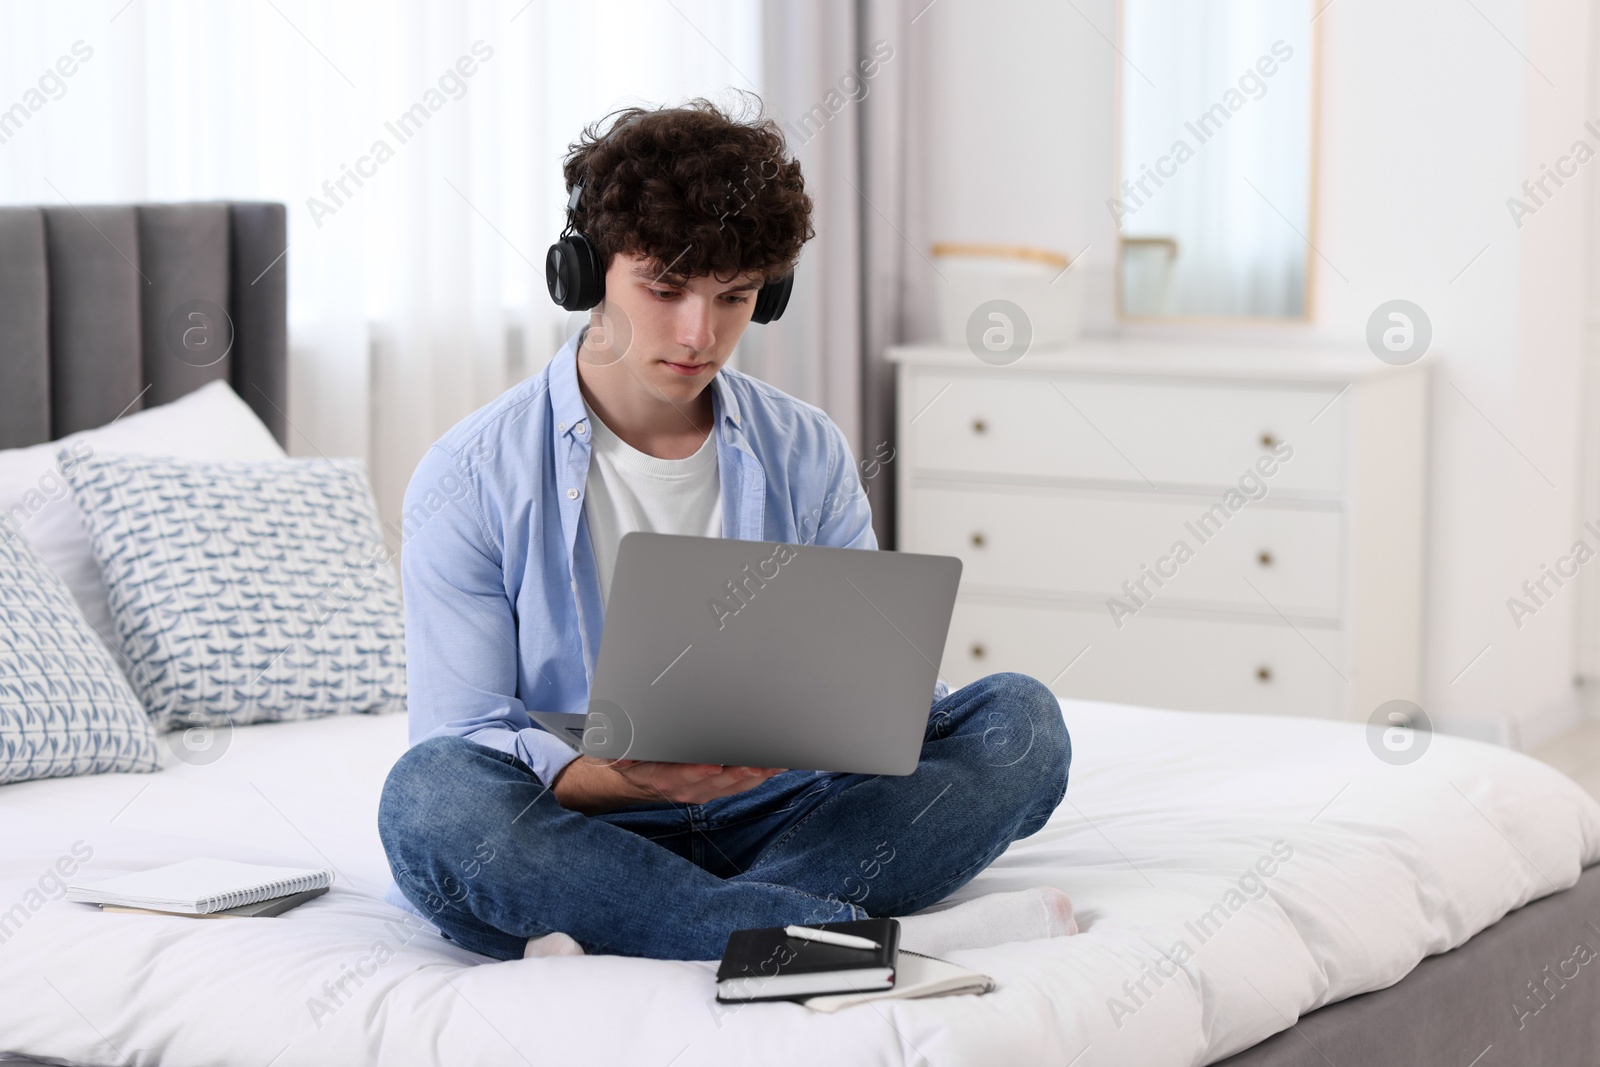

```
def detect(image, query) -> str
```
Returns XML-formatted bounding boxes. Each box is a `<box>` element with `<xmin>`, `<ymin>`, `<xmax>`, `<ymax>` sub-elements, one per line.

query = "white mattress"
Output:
<box><xmin>1</xmin><ymin>701</ymin><xmax>1596</xmax><ymax>1067</ymax></box>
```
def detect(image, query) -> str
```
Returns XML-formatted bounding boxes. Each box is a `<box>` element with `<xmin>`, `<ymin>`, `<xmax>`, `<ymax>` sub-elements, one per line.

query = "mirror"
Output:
<box><xmin>1115</xmin><ymin>0</ymin><xmax>1316</xmax><ymax>320</ymax></box>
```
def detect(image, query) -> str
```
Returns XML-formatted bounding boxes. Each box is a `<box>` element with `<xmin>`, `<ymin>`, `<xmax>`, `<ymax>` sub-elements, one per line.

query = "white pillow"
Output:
<box><xmin>0</xmin><ymin>381</ymin><xmax>286</xmax><ymax>643</ymax></box>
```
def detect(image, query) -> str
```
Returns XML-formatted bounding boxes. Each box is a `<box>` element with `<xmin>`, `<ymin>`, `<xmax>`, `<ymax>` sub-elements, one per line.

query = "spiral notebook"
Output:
<box><xmin>66</xmin><ymin>859</ymin><xmax>334</xmax><ymax>915</ymax></box>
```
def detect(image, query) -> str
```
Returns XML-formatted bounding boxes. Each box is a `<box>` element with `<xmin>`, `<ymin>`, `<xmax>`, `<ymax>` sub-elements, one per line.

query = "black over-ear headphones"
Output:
<box><xmin>545</xmin><ymin>181</ymin><xmax>794</xmax><ymax>324</ymax></box>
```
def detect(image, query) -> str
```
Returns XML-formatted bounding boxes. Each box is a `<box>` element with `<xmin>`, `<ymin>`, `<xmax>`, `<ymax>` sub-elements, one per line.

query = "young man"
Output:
<box><xmin>377</xmin><ymin>100</ymin><xmax>1073</xmax><ymax>962</ymax></box>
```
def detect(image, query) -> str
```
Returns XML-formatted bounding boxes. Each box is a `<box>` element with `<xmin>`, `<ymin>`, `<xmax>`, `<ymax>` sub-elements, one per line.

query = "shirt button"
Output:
<box><xmin>558</xmin><ymin>421</ymin><xmax>567</xmax><ymax>432</ymax></box>
<box><xmin>576</xmin><ymin>423</ymin><xmax>587</xmax><ymax>435</ymax></box>
<box><xmin>566</xmin><ymin>488</ymin><xmax>579</xmax><ymax>500</ymax></box>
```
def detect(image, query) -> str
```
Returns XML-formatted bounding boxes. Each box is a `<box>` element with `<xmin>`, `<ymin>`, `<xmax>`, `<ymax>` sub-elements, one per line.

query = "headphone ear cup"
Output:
<box><xmin>545</xmin><ymin>233</ymin><xmax>606</xmax><ymax>311</ymax></box>
<box><xmin>750</xmin><ymin>272</ymin><xmax>794</xmax><ymax>324</ymax></box>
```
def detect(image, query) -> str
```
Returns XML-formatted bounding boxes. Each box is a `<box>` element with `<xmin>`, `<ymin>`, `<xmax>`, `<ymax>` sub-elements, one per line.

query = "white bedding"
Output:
<box><xmin>1</xmin><ymin>701</ymin><xmax>1596</xmax><ymax>1067</ymax></box>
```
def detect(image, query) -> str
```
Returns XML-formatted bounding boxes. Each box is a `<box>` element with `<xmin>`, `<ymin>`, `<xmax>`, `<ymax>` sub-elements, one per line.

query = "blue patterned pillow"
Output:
<box><xmin>65</xmin><ymin>454</ymin><xmax>406</xmax><ymax>730</ymax></box>
<box><xmin>0</xmin><ymin>526</ymin><xmax>161</xmax><ymax>784</ymax></box>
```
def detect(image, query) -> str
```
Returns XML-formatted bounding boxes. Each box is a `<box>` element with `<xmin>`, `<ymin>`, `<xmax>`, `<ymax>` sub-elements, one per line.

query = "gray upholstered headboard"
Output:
<box><xmin>0</xmin><ymin>201</ymin><xmax>288</xmax><ymax>449</ymax></box>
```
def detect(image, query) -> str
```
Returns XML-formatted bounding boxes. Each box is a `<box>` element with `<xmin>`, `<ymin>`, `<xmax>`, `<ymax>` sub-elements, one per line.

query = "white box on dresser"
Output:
<box><xmin>890</xmin><ymin>341</ymin><xmax>1430</xmax><ymax>722</ymax></box>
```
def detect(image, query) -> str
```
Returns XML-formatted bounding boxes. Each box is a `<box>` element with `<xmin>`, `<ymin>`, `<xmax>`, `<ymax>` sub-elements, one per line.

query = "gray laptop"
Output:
<box><xmin>527</xmin><ymin>532</ymin><xmax>961</xmax><ymax>776</ymax></box>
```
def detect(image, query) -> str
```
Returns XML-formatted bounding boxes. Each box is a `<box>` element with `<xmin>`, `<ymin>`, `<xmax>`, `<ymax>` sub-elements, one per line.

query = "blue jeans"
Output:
<box><xmin>377</xmin><ymin>672</ymin><xmax>1071</xmax><ymax>961</ymax></box>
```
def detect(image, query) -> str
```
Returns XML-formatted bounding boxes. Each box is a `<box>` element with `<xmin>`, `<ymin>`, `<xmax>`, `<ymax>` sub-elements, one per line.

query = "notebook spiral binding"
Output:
<box><xmin>199</xmin><ymin>871</ymin><xmax>332</xmax><ymax>913</ymax></box>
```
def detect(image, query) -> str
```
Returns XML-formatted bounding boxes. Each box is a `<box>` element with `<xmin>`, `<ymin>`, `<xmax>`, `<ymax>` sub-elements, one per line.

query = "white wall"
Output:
<box><xmin>1320</xmin><ymin>0</ymin><xmax>1589</xmax><ymax>746</ymax></box>
<box><xmin>907</xmin><ymin>0</ymin><xmax>1594</xmax><ymax>744</ymax></box>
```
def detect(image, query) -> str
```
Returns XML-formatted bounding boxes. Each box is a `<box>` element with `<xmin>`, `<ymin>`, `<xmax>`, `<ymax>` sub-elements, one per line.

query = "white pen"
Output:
<box><xmin>784</xmin><ymin>924</ymin><xmax>881</xmax><ymax>951</ymax></box>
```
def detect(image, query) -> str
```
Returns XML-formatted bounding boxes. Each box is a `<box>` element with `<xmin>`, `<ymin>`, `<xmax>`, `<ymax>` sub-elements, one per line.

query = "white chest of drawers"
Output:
<box><xmin>890</xmin><ymin>342</ymin><xmax>1429</xmax><ymax>722</ymax></box>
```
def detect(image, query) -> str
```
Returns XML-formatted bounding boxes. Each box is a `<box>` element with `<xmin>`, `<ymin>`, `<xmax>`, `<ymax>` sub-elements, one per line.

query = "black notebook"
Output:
<box><xmin>715</xmin><ymin>918</ymin><xmax>900</xmax><ymax>1003</ymax></box>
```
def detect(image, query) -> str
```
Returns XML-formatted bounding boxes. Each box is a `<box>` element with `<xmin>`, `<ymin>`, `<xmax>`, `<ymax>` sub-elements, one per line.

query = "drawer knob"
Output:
<box><xmin>970</xmin><ymin>642</ymin><xmax>987</xmax><ymax>660</ymax></box>
<box><xmin>970</xmin><ymin>531</ymin><xmax>986</xmax><ymax>548</ymax></box>
<box><xmin>972</xmin><ymin>418</ymin><xmax>988</xmax><ymax>434</ymax></box>
<box><xmin>1256</xmin><ymin>665</ymin><xmax>1273</xmax><ymax>683</ymax></box>
<box><xmin>1259</xmin><ymin>432</ymin><xmax>1279</xmax><ymax>449</ymax></box>
<box><xmin>1257</xmin><ymin>550</ymin><xmax>1273</xmax><ymax>567</ymax></box>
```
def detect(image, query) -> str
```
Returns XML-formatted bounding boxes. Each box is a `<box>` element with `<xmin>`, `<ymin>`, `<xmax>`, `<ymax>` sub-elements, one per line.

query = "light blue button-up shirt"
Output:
<box><xmin>398</xmin><ymin>329</ymin><xmax>895</xmax><ymax>790</ymax></box>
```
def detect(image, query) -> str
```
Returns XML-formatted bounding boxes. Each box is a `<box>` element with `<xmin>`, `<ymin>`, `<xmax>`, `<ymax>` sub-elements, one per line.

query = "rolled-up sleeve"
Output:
<box><xmin>400</xmin><ymin>445</ymin><xmax>580</xmax><ymax>789</ymax></box>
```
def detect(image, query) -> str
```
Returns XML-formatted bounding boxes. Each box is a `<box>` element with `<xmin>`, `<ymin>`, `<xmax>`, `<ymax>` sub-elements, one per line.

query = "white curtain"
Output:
<box><xmin>0</xmin><ymin>0</ymin><xmax>762</xmax><ymax>538</ymax></box>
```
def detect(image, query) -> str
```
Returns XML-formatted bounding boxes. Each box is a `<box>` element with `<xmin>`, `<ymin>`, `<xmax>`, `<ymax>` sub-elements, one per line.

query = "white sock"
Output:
<box><xmin>895</xmin><ymin>887</ymin><xmax>1078</xmax><ymax>956</ymax></box>
<box><xmin>523</xmin><ymin>931</ymin><xmax>585</xmax><ymax>959</ymax></box>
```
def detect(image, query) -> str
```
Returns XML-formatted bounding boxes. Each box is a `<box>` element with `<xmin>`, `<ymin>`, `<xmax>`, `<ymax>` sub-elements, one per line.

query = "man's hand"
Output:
<box><xmin>551</xmin><ymin>757</ymin><xmax>786</xmax><ymax>815</ymax></box>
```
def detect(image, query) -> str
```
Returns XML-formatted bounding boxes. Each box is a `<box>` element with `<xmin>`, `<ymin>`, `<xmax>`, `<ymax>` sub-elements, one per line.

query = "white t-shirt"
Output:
<box><xmin>581</xmin><ymin>403</ymin><xmax>723</xmax><ymax>605</ymax></box>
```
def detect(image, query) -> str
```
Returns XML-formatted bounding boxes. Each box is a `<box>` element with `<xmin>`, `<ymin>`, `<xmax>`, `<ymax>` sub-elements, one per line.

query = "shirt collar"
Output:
<box><xmin>551</xmin><ymin>327</ymin><xmax>745</xmax><ymax>440</ymax></box>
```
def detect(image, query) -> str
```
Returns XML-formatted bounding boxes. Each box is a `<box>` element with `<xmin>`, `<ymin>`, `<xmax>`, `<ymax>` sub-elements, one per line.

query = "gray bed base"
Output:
<box><xmin>1215</xmin><ymin>862</ymin><xmax>1600</xmax><ymax>1066</ymax></box>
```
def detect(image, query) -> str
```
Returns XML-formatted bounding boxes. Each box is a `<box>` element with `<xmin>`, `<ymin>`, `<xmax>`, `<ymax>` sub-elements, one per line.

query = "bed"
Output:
<box><xmin>2</xmin><ymin>201</ymin><xmax>1598</xmax><ymax>1066</ymax></box>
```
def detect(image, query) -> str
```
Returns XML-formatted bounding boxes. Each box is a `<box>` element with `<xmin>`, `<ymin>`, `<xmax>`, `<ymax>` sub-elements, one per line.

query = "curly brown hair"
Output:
<box><xmin>561</xmin><ymin>97</ymin><xmax>814</xmax><ymax>285</ymax></box>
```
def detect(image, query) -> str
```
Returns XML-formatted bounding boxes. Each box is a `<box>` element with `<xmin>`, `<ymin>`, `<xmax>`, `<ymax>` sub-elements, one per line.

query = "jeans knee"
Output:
<box><xmin>1023</xmin><ymin>679</ymin><xmax>1070</xmax><ymax>780</ymax></box>
<box><xmin>973</xmin><ymin>672</ymin><xmax>1070</xmax><ymax>802</ymax></box>
<box><xmin>378</xmin><ymin>736</ymin><xmax>490</xmax><ymax>857</ymax></box>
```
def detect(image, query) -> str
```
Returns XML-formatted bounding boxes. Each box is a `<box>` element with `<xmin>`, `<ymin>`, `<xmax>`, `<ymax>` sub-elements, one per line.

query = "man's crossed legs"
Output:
<box><xmin>377</xmin><ymin>672</ymin><xmax>1071</xmax><ymax>961</ymax></box>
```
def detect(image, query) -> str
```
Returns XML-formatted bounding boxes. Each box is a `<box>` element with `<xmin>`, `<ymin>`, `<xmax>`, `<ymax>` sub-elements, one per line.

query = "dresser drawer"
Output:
<box><xmin>906</xmin><ymin>487</ymin><xmax>1343</xmax><ymax>617</ymax></box>
<box><xmin>942</xmin><ymin>599</ymin><xmax>1347</xmax><ymax>719</ymax></box>
<box><xmin>906</xmin><ymin>373</ymin><xmax>1347</xmax><ymax>494</ymax></box>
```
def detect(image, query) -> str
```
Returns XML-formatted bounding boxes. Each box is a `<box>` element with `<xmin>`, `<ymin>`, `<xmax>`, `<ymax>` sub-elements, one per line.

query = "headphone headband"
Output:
<box><xmin>546</xmin><ymin>165</ymin><xmax>794</xmax><ymax>322</ymax></box>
